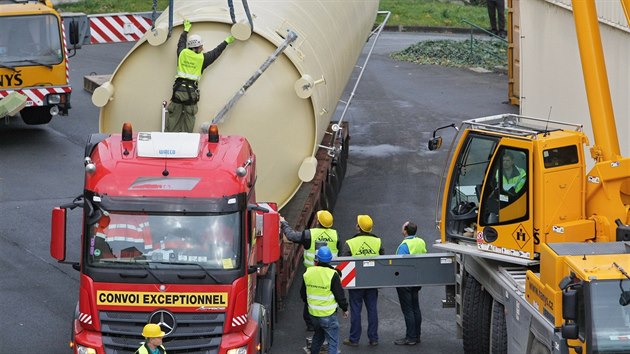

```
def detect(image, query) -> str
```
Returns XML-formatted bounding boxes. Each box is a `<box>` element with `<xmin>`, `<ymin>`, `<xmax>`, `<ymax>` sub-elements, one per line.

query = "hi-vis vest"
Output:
<box><xmin>303</xmin><ymin>266</ymin><xmax>338</xmax><ymax>317</ymax></box>
<box><xmin>176</xmin><ymin>49</ymin><xmax>203</xmax><ymax>81</ymax></box>
<box><xmin>346</xmin><ymin>235</ymin><xmax>381</xmax><ymax>257</ymax></box>
<box><xmin>496</xmin><ymin>167</ymin><xmax>526</xmax><ymax>193</ymax></box>
<box><xmin>399</xmin><ymin>237</ymin><xmax>427</xmax><ymax>255</ymax></box>
<box><xmin>136</xmin><ymin>344</ymin><xmax>166</xmax><ymax>354</ymax></box>
<box><xmin>96</xmin><ymin>215</ymin><xmax>152</xmax><ymax>251</ymax></box>
<box><xmin>304</xmin><ymin>228</ymin><xmax>339</xmax><ymax>268</ymax></box>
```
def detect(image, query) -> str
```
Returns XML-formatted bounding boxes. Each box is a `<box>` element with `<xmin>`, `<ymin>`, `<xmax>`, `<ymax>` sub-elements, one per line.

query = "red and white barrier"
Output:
<box><xmin>89</xmin><ymin>14</ymin><xmax>153</xmax><ymax>44</ymax></box>
<box><xmin>0</xmin><ymin>87</ymin><xmax>72</xmax><ymax>107</ymax></box>
<box><xmin>337</xmin><ymin>261</ymin><xmax>356</xmax><ymax>288</ymax></box>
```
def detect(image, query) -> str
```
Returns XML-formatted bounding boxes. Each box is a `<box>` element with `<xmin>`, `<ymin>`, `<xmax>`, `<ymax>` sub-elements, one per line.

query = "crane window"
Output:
<box><xmin>543</xmin><ymin>145</ymin><xmax>578</xmax><ymax>168</ymax></box>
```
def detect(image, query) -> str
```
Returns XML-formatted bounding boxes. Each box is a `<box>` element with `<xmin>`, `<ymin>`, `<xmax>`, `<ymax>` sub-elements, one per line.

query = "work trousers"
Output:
<box><xmin>396</xmin><ymin>286</ymin><xmax>422</xmax><ymax>341</ymax></box>
<box><xmin>487</xmin><ymin>0</ymin><xmax>506</xmax><ymax>32</ymax></box>
<box><xmin>309</xmin><ymin>313</ymin><xmax>340</xmax><ymax>354</ymax></box>
<box><xmin>166</xmin><ymin>90</ymin><xmax>199</xmax><ymax>133</ymax></box>
<box><xmin>348</xmin><ymin>288</ymin><xmax>378</xmax><ymax>343</ymax></box>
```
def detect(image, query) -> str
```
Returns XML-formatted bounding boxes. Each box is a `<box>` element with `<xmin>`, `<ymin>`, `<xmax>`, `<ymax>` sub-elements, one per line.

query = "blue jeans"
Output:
<box><xmin>348</xmin><ymin>288</ymin><xmax>378</xmax><ymax>343</ymax></box>
<box><xmin>310</xmin><ymin>313</ymin><xmax>340</xmax><ymax>354</ymax></box>
<box><xmin>396</xmin><ymin>286</ymin><xmax>422</xmax><ymax>341</ymax></box>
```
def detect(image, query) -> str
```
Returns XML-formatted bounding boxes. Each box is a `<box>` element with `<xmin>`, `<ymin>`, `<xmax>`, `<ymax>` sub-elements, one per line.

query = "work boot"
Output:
<box><xmin>343</xmin><ymin>339</ymin><xmax>358</xmax><ymax>347</ymax></box>
<box><xmin>394</xmin><ymin>337</ymin><xmax>417</xmax><ymax>345</ymax></box>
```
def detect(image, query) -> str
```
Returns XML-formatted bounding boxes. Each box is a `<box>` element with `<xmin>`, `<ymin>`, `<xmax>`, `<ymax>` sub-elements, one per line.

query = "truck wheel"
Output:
<box><xmin>490</xmin><ymin>299</ymin><xmax>507</xmax><ymax>354</ymax></box>
<box><xmin>530</xmin><ymin>338</ymin><xmax>551</xmax><ymax>354</ymax></box>
<box><xmin>462</xmin><ymin>275</ymin><xmax>492</xmax><ymax>354</ymax></box>
<box><xmin>21</xmin><ymin>106</ymin><xmax>53</xmax><ymax>125</ymax></box>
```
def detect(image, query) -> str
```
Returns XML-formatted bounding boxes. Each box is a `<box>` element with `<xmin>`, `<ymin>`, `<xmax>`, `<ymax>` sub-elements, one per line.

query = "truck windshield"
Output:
<box><xmin>590</xmin><ymin>280</ymin><xmax>630</xmax><ymax>353</ymax></box>
<box><xmin>0</xmin><ymin>14</ymin><xmax>63</xmax><ymax>66</ymax></box>
<box><xmin>87</xmin><ymin>212</ymin><xmax>242</xmax><ymax>270</ymax></box>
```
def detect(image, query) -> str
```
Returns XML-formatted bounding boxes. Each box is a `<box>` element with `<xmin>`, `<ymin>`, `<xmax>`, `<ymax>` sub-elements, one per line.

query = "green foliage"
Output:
<box><xmin>58</xmin><ymin>0</ymin><xmax>490</xmax><ymax>29</ymax></box>
<box><xmin>391</xmin><ymin>38</ymin><xmax>507</xmax><ymax>70</ymax></box>
<box><xmin>57</xmin><ymin>0</ymin><xmax>169</xmax><ymax>14</ymax></box>
<box><xmin>379</xmin><ymin>0</ymin><xmax>489</xmax><ymax>28</ymax></box>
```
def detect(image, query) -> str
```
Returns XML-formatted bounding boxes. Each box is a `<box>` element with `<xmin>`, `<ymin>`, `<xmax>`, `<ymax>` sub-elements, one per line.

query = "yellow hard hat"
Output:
<box><xmin>317</xmin><ymin>210</ymin><xmax>334</xmax><ymax>228</ymax></box>
<box><xmin>357</xmin><ymin>214</ymin><xmax>373</xmax><ymax>232</ymax></box>
<box><xmin>142</xmin><ymin>323</ymin><xmax>165</xmax><ymax>338</ymax></box>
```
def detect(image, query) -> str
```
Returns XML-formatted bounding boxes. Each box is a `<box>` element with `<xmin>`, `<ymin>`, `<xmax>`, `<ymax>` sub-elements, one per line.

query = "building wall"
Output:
<box><xmin>519</xmin><ymin>0</ymin><xmax>630</xmax><ymax>165</ymax></box>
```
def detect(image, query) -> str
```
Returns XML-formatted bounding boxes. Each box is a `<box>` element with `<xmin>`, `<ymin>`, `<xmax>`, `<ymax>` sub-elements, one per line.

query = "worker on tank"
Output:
<box><xmin>136</xmin><ymin>323</ymin><xmax>166</xmax><ymax>354</ymax></box>
<box><xmin>166</xmin><ymin>19</ymin><xmax>236</xmax><ymax>133</ymax></box>
<box><xmin>280</xmin><ymin>209</ymin><xmax>341</xmax><ymax>331</ymax></box>
<box><xmin>341</xmin><ymin>214</ymin><xmax>384</xmax><ymax>347</ymax></box>
<box><xmin>301</xmin><ymin>246</ymin><xmax>348</xmax><ymax>354</ymax></box>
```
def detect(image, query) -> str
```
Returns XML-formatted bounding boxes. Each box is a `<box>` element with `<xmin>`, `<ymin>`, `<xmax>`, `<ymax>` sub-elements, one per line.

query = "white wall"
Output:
<box><xmin>519</xmin><ymin>0</ymin><xmax>630</xmax><ymax>165</ymax></box>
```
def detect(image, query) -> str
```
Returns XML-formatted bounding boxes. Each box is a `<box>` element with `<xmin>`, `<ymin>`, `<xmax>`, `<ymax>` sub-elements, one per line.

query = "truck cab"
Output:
<box><xmin>51</xmin><ymin>124</ymin><xmax>279</xmax><ymax>354</ymax></box>
<box><xmin>0</xmin><ymin>0</ymin><xmax>78</xmax><ymax>124</ymax></box>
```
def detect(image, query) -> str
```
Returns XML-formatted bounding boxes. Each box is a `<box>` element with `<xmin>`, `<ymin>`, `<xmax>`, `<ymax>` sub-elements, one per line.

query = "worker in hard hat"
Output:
<box><xmin>341</xmin><ymin>214</ymin><xmax>384</xmax><ymax>347</ymax></box>
<box><xmin>301</xmin><ymin>246</ymin><xmax>349</xmax><ymax>354</ymax></box>
<box><xmin>166</xmin><ymin>19</ymin><xmax>237</xmax><ymax>133</ymax></box>
<box><xmin>136</xmin><ymin>323</ymin><xmax>166</xmax><ymax>354</ymax></box>
<box><xmin>280</xmin><ymin>209</ymin><xmax>341</xmax><ymax>331</ymax></box>
<box><xmin>393</xmin><ymin>221</ymin><xmax>427</xmax><ymax>346</ymax></box>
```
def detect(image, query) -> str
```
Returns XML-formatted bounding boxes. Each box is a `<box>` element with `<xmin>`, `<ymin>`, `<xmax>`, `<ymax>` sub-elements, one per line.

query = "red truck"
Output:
<box><xmin>50</xmin><ymin>121</ymin><xmax>348</xmax><ymax>353</ymax></box>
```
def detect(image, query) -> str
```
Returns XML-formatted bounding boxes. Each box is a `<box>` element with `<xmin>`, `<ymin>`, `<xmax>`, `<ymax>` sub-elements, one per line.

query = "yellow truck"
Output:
<box><xmin>428</xmin><ymin>0</ymin><xmax>630</xmax><ymax>352</ymax></box>
<box><xmin>0</xmin><ymin>0</ymin><xmax>79</xmax><ymax>124</ymax></box>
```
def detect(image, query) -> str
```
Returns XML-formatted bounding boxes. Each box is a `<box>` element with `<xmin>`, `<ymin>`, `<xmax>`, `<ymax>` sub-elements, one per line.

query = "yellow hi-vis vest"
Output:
<box><xmin>304</xmin><ymin>228</ymin><xmax>339</xmax><ymax>268</ymax></box>
<box><xmin>136</xmin><ymin>344</ymin><xmax>166</xmax><ymax>354</ymax></box>
<box><xmin>346</xmin><ymin>235</ymin><xmax>381</xmax><ymax>257</ymax></box>
<box><xmin>401</xmin><ymin>237</ymin><xmax>427</xmax><ymax>255</ymax></box>
<box><xmin>176</xmin><ymin>49</ymin><xmax>203</xmax><ymax>81</ymax></box>
<box><xmin>303</xmin><ymin>266</ymin><xmax>338</xmax><ymax>317</ymax></box>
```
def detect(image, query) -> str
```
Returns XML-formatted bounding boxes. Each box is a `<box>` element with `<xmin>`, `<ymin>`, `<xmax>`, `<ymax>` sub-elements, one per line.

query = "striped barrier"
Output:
<box><xmin>0</xmin><ymin>87</ymin><xmax>72</xmax><ymax>107</ymax></box>
<box><xmin>89</xmin><ymin>14</ymin><xmax>153</xmax><ymax>44</ymax></box>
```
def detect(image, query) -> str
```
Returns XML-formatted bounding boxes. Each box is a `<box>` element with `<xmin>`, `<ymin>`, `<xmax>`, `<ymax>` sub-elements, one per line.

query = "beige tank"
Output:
<box><xmin>93</xmin><ymin>0</ymin><xmax>378</xmax><ymax>208</ymax></box>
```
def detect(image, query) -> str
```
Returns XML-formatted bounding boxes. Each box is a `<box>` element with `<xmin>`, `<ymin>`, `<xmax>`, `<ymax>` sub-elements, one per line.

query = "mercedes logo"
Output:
<box><xmin>148</xmin><ymin>310</ymin><xmax>176</xmax><ymax>336</ymax></box>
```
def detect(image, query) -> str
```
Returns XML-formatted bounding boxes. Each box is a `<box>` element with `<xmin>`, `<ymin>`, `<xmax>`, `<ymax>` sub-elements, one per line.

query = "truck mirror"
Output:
<box><xmin>261</xmin><ymin>210</ymin><xmax>280</xmax><ymax>264</ymax></box>
<box><xmin>69</xmin><ymin>21</ymin><xmax>80</xmax><ymax>46</ymax></box>
<box><xmin>562</xmin><ymin>289</ymin><xmax>577</xmax><ymax>320</ymax></box>
<box><xmin>428</xmin><ymin>136</ymin><xmax>442</xmax><ymax>151</ymax></box>
<box><xmin>561</xmin><ymin>322</ymin><xmax>579</xmax><ymax>340</ymax></box>
<box><xmin>51</xmin><ymin>207</ymin><xmax>67</xmax><ymax>261</ymax></box>
<box><xmin>254</xmin><ymin>202</ymin><xmax>280</xmax><ymax>264</ymax></box>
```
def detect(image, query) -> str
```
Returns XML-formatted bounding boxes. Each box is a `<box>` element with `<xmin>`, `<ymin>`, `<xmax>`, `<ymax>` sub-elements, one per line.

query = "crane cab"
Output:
<box><xmin>434</xmin><ymin>114</ymin><xmax>590</xmax><ymax>260</ymax></box>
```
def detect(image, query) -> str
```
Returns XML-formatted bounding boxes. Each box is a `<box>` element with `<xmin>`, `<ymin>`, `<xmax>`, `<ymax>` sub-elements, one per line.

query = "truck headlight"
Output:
<box><xmin>76</xmin><ymin>345</ymin><xmax>96</xmax><ymax>354</ymax></box>
<box><xmin>47</xmin><ymin>94</ymin><xmax>61</xmax><ymax>104</ymax></box>
<box><xmin>226</xmin><ymin>345</ymin><xmax>248</xmax><ymax>354</ymax></box>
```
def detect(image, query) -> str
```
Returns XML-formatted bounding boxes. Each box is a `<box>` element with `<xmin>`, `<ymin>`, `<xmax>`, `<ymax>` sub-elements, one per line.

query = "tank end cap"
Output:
<box><xmin>298</xmin><ymin>156</ymin><xmax>317</xmax><ymax>182</ymax></box>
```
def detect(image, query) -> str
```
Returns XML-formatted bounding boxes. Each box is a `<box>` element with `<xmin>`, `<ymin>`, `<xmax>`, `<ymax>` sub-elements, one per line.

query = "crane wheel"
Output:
<box><xmin>462</xmin><ymin>275</ymin><xmax>492</xmax><ymax>353</ymax></box>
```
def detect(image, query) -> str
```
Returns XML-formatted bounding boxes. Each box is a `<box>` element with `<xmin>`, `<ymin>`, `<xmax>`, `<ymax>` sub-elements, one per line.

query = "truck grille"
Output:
<box><xmin>100</xmin><ymin>310</ymin><xmax>225</xmax><ymax>354</ymax></box>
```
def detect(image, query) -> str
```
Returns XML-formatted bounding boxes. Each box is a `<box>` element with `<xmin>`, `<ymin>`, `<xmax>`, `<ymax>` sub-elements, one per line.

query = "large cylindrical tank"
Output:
<box><xmin>94</xmin><ymin>0</ymin><xmax>378</xmax><ymax>208</ymax></box>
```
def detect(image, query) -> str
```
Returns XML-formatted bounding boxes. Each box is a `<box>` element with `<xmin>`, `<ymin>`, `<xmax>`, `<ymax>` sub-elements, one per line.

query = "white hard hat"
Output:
<box><xmin>187</xmin><ymin>34</ymin><xmax>204</xmax><ymax>48</ymax></box>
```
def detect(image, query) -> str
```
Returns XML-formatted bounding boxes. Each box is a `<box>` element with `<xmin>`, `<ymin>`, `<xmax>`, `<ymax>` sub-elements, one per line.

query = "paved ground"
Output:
<box><xmin>0</xmin><ymin>31</ymin><xmax>516</xmax><ymax>353</ymax></box>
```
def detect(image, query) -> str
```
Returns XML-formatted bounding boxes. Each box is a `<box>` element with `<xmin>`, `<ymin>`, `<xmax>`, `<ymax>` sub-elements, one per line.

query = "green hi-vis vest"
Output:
<box><xmin>176</xmin><ymin>49</ymin><xmax>203</xmax><ymax>81</ymax></box>
<box><xmin>136</xmin><ymin>344</ymin><xmax>166</xmax><ymax>354</ymax></box>
<box><xmin>304</xmin><ymin>228</ymin><xmax>339</xmax><ymax>268</ymax></box>
<box><xmin>303</xmin><ymin>266</ymin><xmax>338</xmax><ymax>317</ymax></box>
<box><xmin>401</xmin><ymin>237</ymin><xmax>427</xmax><ymax>255</ymax></box>
<box><xmin>346</xmin><ymin>235</ymin><xmax>381</xmax><ymax>257</ymax></box>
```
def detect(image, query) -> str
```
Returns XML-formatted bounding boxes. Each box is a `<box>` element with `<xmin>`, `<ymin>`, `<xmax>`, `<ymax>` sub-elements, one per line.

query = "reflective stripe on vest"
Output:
<box><xmin>346</xmin><ymin>235</ymin><xmax>381</xmax><ymax>257</ymax></box>
<box><xmin>303</xmin><ymin>266</ymin><xmax>338</xmax><ymax>317</ymax></box>
<box><xmin>401</xmin><ymin>237</ymin><xmax>427</xmax><ymax>255</ymax></box>
<box><xmin>96</xmin><ymin>218</ymin><xmax>152</xmax><ymax>250</ymax></box>
<box><xmin>176</xmin><ymin>48</ymin><xmax>203</xmax><ymax>81</ymax></box>
<box><xmin>304</xmin><ymin>228</ymin><xmax>339</xmax><ymax>268</ymax></box>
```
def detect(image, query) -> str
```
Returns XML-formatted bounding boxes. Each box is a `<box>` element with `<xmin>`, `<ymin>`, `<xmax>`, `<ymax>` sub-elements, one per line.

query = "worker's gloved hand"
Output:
<box><xmin>183</xmin><ymin>19</ymin><xmax>192</xmax><ymax>32</ymax></box>
<box><xmin>225</xmin><ymin>35</ymin><xmax>235</xmax><ymax>44</ymax></box>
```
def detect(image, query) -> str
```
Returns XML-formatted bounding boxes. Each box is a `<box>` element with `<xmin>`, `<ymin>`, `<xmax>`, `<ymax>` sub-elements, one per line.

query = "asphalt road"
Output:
<box><xmin>0</xmin><ymin>32</ymin><xmax>517</xmax><ymax>353</ymax></box>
